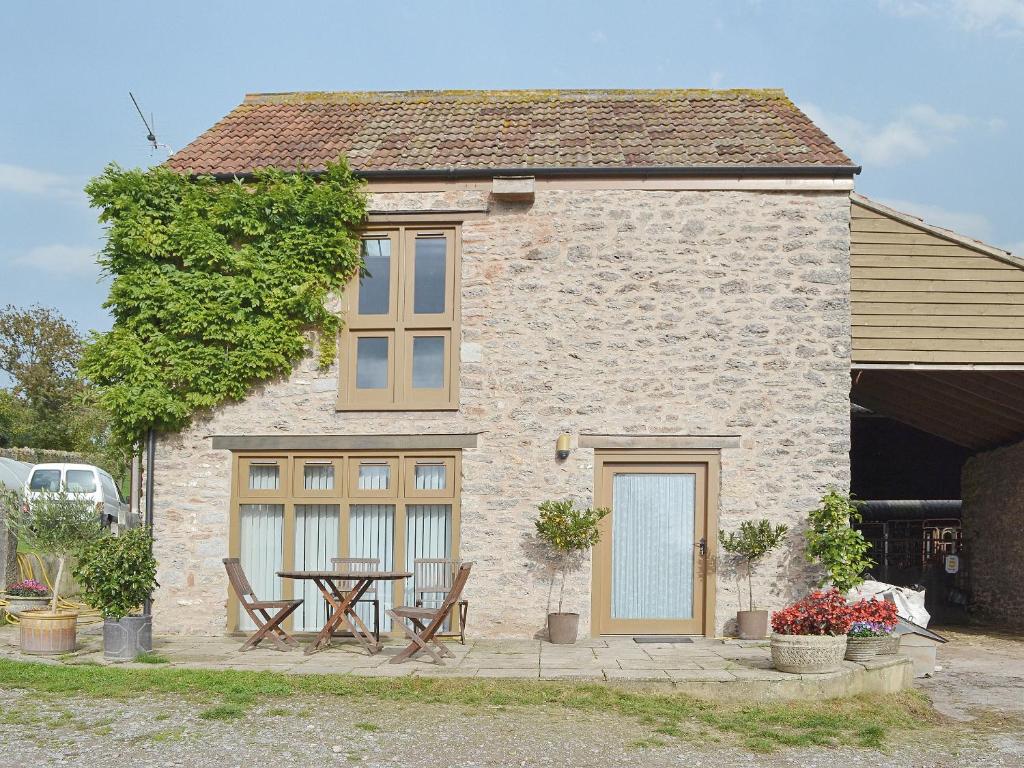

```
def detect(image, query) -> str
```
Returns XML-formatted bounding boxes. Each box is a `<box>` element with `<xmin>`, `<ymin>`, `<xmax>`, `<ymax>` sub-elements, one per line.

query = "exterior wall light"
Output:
<box><xmin>555</xmin><ymin>433</ymin><xmax>571</xmax><ymax>460</ymax></box>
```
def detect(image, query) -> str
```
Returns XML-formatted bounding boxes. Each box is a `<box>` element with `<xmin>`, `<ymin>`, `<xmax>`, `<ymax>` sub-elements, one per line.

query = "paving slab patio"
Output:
<box><xmin>0</xmin><ymin>624</ymin><xmax>913</xmax><ymax>700</ymax></box>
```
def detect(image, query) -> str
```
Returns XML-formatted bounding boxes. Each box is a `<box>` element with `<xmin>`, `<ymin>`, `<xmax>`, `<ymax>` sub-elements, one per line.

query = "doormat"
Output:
<box><xmin>633</xmin><ymin>636</ymin><xmax>694</xmax><ymax>644</ymax></box>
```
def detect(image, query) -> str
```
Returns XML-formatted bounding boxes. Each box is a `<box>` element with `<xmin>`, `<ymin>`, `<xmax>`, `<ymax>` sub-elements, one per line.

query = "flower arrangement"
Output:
<box><xmin>5</xmin><ymin>579</ymin><xmax>50</xmax><ymax>597</ymax></box>
<box><xmin>847</xmin><ymin>598</ymin><xmax>898</xmax><ymax>636</ymax></box>
<box><xmin>770</xmin><ymin>588</ymin><xmax>853</xmax><ymax>636</ymax></box>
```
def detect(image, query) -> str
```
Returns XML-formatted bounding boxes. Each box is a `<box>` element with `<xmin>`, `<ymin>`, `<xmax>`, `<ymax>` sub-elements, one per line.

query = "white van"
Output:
<box><xmin>25</xmin><ymin>463</ymin><xmax>132</xmax><ymax>528</ymax></box>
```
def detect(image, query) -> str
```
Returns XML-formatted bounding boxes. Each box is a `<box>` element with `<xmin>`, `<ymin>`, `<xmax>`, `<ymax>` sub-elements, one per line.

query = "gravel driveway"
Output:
<box><xmin>1</xmin><ymin>627</ymin><xmax>1022</xmax><ymax>767</ymax></box>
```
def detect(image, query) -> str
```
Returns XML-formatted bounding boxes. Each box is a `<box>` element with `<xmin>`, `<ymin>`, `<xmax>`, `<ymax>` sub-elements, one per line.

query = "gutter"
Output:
<box><xmin>206</xmin><ymin>163</ymin><xmax>862</xmax><ymax>183</ymax></box>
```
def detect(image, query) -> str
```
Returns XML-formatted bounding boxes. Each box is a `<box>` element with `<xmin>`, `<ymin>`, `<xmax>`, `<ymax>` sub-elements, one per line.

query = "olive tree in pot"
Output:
<box><xmin>718</xmin><ymin>519</ymin><xmax>788</xmax><ymax>640</ymax></box>
<box><xmin>2</xmin><ymin>489</ymin><xmax>102</xmax><ymax>654</ymax></box>
<box><xmin>74</xmin><ymin>525</ymin><xmax>159</xmax><ymax>661</ymax></box>
<box><xmin>535</xmin><ymin>500</ymin><xmax>609</xmax><ymax>644</ymax></box>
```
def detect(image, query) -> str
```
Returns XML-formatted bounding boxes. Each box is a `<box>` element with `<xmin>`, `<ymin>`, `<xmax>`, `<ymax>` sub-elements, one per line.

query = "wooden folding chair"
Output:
<box><xmin>330</xmin><ymin>556</ymin><xmax>381</xmax><ymax>642</ymax></box>
<box><xmin>223</xmin><ymin>558</ymin><xmax>303</xmax><ymax>652</ymax></box>
<box><xmin>413</xmin><ymin>558</ymin><xmax>470</xmax><ymax>644</ymax></box>
<box><xmin>388</xmin><ymin>562</ymin><xmax>472</xmax><ymax>664</ymax></box>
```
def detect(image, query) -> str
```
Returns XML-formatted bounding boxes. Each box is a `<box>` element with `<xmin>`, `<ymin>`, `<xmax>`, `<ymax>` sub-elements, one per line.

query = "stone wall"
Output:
<box><xmin>962</xmin><ymin>439</ymin><xmax>1024</xmax><ymax>630</ymax></box>
<box><xmin>152</xmin><ymin>187</ymin><xmax>851</xmax><ymax>637</ymax></box>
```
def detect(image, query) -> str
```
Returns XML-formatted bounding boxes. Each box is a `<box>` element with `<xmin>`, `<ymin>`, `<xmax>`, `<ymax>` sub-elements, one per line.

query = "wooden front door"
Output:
<box><xmin>592</xmin><ymin>457</ymin><xmax>711</xmax><ymax>636</ymax></box>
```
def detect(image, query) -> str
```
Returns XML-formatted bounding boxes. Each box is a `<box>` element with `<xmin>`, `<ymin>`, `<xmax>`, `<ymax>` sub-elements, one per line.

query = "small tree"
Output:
<box><xmin>534</xmin><ymin>500</ymin><xmax>609</xmax><ymax>614</ymax></box>
<box><xmin>74</xmin><ymin>526</ymin><xmax>158</xmax><ymax>620</ymax></box>
<box><xmin>3</xmin><ymin>490</ymin><xmax>102</xmax><ymax>613</ymax></box>
<box><xmin>805</xmin><ymin>490</ymin><xmax>875</xmax><ymax>593</ymax></box>
<box><xmin>718</xmin><ymin>519</ymin><xmax>789</xmax><ymax>612</ymax></box>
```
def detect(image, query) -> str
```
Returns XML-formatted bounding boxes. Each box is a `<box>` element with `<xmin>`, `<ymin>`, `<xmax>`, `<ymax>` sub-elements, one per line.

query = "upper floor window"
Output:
<box><xmin>338</xmin><ymin>226</ymin><xmax>460</xmax><ymax>410</ymax></box>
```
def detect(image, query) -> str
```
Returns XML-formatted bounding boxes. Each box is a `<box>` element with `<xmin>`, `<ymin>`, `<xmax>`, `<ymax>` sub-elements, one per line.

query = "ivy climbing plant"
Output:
<box><xmin>80</xmin><ymin>160</ymin><xmax>367</xmax><ymax>449</ymax></box>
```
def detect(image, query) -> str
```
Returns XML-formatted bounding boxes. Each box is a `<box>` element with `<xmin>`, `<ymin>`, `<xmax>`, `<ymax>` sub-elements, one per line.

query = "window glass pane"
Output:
<box><xmin>294</xmin><ymin>504</ymin><xmax>339</xmax><ymax>631</ymax></box>
<box><xmin>29</xmin><ymin>469</ymin><xmax>61</xmax><ymax>492</ymax></box>
<box><xmin>303</xmin><ymin>464</ymin><xmax>334</xmax><ymax>491</ymax></box>
<box><xmin>414</xmin><ymin>463</ymin><xmax>447</xmax><ymax>491</ymax></box>
<box><xmin>358</xmin><ymin>239</ymin><xmax>391</xmax><ymax>315</ymax></box>
<box><xmin>239</xmin><ymin>503</ymin><xmax>284</xmax><ymax>630</ymax></box>
<box><xmin>406</xmin><ymin>505</ymin><xmax>453</xmax><ymax>627</ymax></box>
<box><xmin>349</xmin><ymin>504</ymin><xmax>395</xmax><ymax>630</ymax></box>
<box><xmin>411</xmin><ymin>336</ymin><xmax>445</xmax><ymax>389</ymax></box>
<box><xmin>66</xmin><ymin>470</ymin><xmax>97</xmax><ymax>493</ymax></box>
<box><xmin>413</xmin><ymin>237</ymin><xmax>446</xmax><ymax>314</ymax></box>
<box><xmin>248</xmin><ymin>464</ymin><xmax>279</xmax><ymax>491</ymax></box>
<box><xmin>357</xmin><ymin>463</ymin><xmax>390</xmax><ymax>491</ymax></box>
<box><xmin>356</xmin><ymin>337</ymin><xmax>388</xmax><ymax>389</ymax></box>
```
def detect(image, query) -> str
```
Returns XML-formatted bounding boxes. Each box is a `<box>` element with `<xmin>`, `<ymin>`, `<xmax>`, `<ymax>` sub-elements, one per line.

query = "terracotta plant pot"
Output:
<box><xmin>19</xmin><ymin>609</ymin><xmax>78</xmax><ymax>655</ymax></box>
<box><xmin>770</xmin><ymin>633</ymin><xmax>847</xmax><ymax>674</ymax></box>
<box><xmin>4</xmin><ymin>595</ymin><xmax>51</xmax><ymax>617</ymax></box>
<box><xmin>736</xmin><ymin>610</ymin><xmax>769</xmax><ymax>640</ymax></box>
<box><xmin>845</xmin><ymin>635</ymin><xmax>885</xmax><ymax>662</ymax></box>
<box><xmin>547</xmin><ymin>612</ymin><xmax>580</xmax><ymax>644</ymax></box>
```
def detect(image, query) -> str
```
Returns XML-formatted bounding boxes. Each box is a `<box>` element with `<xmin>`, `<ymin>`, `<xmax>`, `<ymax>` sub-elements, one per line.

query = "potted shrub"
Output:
<box><xmin>3</xmin><ymin>579</ymin><xmax>51</xmax><ymax>617</ymax></box>
<box><xmin>74</xmin><ymin>526</ymin><xmax>159</xmax><ymax>661</ymax></box>
<box><xmin>845</xmin><ymin>597</ymin><xmax>898</xmax><ymax>662</ymax></box>
<box><xmin>2</xmin><ymin>490</ymin><xmax>102</xmax><ymax>654</ymax></box>
<box><xmin>718</xmin><ymin>519</ymin><xmax>788</xmax><ymax>640</ymax></box>
<box><xmin>770</xmin><ymin>588</ymin><xmax>852</xmax><ymax>673</ymax></box>
<box><xmin>804</xmin><ymin>490</ymin><xmax>875</xmax><ymax>593</ymax></box>
<box><xmin>534</xmin><ymin>499</ymin><xmax>609</xmax><ymax>644</ymax></box>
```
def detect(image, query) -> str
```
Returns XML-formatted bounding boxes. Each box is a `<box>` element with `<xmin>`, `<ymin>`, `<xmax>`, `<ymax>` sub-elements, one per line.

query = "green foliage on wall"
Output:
<box><xmin>80</xmin><ymin>161</ymin><xmax>367</xmax><ymax>448</ymax></box>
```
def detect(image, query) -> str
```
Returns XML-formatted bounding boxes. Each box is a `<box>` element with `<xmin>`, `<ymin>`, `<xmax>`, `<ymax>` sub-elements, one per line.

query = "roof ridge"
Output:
<box><xmin>242</xmin><ymin>88</ymin><xmax>792</xmax><ymax>105</ymax></box>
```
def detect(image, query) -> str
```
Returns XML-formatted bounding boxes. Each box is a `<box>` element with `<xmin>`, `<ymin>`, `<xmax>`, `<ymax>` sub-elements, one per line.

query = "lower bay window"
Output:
<box><xmin>229</xmin><ymin>451</ymin><xmax>460</xmax><ymax>633</ymax></box>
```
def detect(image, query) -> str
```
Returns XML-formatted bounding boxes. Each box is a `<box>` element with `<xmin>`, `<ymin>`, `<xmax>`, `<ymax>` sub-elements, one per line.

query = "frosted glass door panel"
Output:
<box><xmin>294</xmin><ymin>505</ymin><xmax>340</xmax><ymax>631</ymax></box>
<box><xmin>349</xmin><ymin>504</ymin><xmax>395</xmax><ymax>630</ymax></box>
<box><xmin>611</xmin><ymin>473</ymin><xmax>696</xmax><ymax>620</ymax></box>
<box><xmin>239</xmin><ymin>504</ymin><xmax>284</xmax><ymax>630</ymax></box>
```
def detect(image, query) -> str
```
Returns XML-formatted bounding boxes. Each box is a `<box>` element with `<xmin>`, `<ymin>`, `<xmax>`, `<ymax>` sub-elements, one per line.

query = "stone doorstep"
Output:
<box><xmin>539</xmin><ymin>668</ymin><xmax>607</xmax><ymax>680</ymax></box>
<box><xmin>617</xmin><ymin>659</ymin><xmax>704</xmax><ymax>670</ymax></box>
<box><xmin>603</xmin><ymin>668</ymin><xmax>671</xmax><ymax>681</ymax></box>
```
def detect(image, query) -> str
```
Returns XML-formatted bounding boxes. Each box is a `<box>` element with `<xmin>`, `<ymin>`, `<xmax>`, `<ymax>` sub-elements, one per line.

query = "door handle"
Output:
<box><xmin>697</xmin><ymin>537</ymin><xmax>707</xmax><ymax>556</ymax></box>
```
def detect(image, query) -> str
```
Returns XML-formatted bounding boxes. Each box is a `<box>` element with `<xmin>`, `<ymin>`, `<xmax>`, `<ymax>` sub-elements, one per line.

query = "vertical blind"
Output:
<box><xmin>239</xmin><ymin>504</ymin><xmax>284</xmax><ymax>630</ymax></box>
<box><xmin>611</xmin><ymin>473</ymin><xmax>695</xmax><ymax>620</ymax></box>
<box><xmin>357</xmin><ymin>464</ymin><xmax>391</xmax><ymax>491</ymax></box>
<box><xmin>413</xmin><ymin>464</ymin><xmax>446</xmax><ymax>491</ymax></box>
<box><xmin>303</xmin><ymin>464</ymin><xmax>334</xmax><ymax>491</ymax></box>
<box><xmin>406</xmin><ymin>504</ymin><xmax>453</xmax><ymax>614</ymax></box>
<box><xmin>294</xmin><ymin>504</ymin><xmax>340</xmax><ymax>631</ymax></box>
<box><xmin>248</xmin><ymin>465</ymin><xmax>280</xmax><ymax>491</ymax></box>
<box><xmin>349</xmin><ymin>504</ymin><xmax>395</xmax><ymax>630</ymax></box>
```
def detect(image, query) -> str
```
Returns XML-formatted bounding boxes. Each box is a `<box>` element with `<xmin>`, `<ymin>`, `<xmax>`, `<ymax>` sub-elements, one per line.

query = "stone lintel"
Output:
<box><xmin>210</xmin><ymin>433</ymin><xmax>481</xmax><ymax>451</ymax></box>
<box><xmin>579</xmin><ymin>434</ymin><xmax>741</xmax><ymax>450</ymax></box>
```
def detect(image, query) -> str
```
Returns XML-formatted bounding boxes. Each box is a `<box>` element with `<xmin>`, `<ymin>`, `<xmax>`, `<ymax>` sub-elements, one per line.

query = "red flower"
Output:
<box><xmin>848</xmin><ymin>597</ymin><xmax>898</xmax><ymax>631</ymax></box>
<box><xmin>771</xmin><ymin>588</ymin><xmax>853</xmax><ymax>636</ymax></box>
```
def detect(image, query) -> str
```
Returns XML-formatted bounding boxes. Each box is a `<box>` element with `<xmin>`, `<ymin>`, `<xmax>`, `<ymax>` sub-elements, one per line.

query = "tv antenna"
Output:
<box><xmin>129</xmin><ymin>92</ymin><xmax>173</xmax><ymax>156</ymax></box>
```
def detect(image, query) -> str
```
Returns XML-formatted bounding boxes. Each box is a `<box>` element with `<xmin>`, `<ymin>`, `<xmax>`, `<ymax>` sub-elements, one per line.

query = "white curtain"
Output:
<box><xmin>357</xmin><ymin>464</ymin><xmax>390</xmax><ymax>491</ymax></box>
<box><xmin>413</xmin><ymin>464</ymin><xmax>447</xmax><ymax>491</ymax></box>
<box><xmin>248</xmin><ymin>465</ymin><xmax>280</xmax><ymax>491</ymax></box>
<box><xmin>406</xmin><ymin>504</ymin><xmax>452</xmax><ymax>611</ymax></box>
<box><xmin>611</xmin><ymin>473</ymin><xmax>695</xmax><ymax>620</ymax></box>
<box><xmin>239</xmin><ymin>504</ymin><xmax>284</xmax><ymax>630</ymax></box>
<box><xmin>349</xmin><ymin>504</ymin><xmax>395</xmax><ymax>630</ymax></box>
<box><xmin>294</xmin><ymin>504</ymin><xmax>339</xmax><ymax>631</ymax></box>
<box><xmin>303</xmin><ymin>464</ymin><xmax>334</xmax><ymax>491</ymax></box>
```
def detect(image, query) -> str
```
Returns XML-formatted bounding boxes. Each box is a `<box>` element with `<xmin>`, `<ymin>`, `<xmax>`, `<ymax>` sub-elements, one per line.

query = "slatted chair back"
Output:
<box><xmin>223</xmin><ymin>557</ymin><xmax>257</xmax><ymax>603</ymax></box>
<box><xmin>412</xmin><ymin>558</ymin><xmax>455</xmax><ymax>607</ymax></box>
<box><xmin>387</xmin><ymin>562</ymin><xmax>472</xmax><ymax>664</ymax></box>
<box><xmin>439</xmin><ymin>562</ymin><xmax>471</xmax><ymax>616</ymax></box>
<box><xmin>330</xmin><ymin>557</ymin><xmax>380</xmax><ymax>595</ymax></box>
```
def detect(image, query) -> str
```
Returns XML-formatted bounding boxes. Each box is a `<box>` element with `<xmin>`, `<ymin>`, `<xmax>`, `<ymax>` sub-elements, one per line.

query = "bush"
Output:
<box><xmin>770</xmin><ymin>588</ymin><xmax>852</xmax><ymax>636</ymax></box>
<box><xmin>718</xmin><ymin>519</ymin><xmax>788</xmax><ymax>612</ymax></box>
<box><xmin>804</xmin><ymin>490</ymin><xmax>875</xmax><ymax>593</ymax></box>
<box><xmin>74</xmin><ymin>526</ymin><xmax>158</xmax><ymax>620</ymax></box>
<box><xmin>534</xmin><ymin>500</ymin><xmax>609</xmax><ymax>613</ymax></box>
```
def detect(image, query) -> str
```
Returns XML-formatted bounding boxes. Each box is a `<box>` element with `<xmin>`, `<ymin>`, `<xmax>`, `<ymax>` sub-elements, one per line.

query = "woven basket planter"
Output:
<box><xmin>770</xmin><ymin>633</ymin><xmax>847</xmax><ymax>674</ymax></box>
<box><xmin>846</xmin><ymin>635</ymin><xmax>886</xmax><ymax>662</ymax></box>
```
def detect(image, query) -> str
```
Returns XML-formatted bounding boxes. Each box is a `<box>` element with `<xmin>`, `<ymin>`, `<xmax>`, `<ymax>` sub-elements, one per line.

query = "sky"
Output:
<box><xmin>1</xmin><ymin>0</ymin><xmax>1022</xmax><ymax>334</ymax></box>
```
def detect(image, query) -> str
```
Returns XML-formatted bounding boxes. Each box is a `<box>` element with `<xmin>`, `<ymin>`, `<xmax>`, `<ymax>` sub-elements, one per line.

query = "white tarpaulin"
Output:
<box><xmin>848</xmin><ymin>579</ymin><xmax>931</xmax><ymax>627</ymax></box>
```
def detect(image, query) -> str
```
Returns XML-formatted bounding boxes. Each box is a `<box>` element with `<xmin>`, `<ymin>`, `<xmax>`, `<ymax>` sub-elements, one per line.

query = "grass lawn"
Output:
<box><xmin>0</xmin><ymin>658</ymin><xmax>937</xmax><ymax>752</ymax></box>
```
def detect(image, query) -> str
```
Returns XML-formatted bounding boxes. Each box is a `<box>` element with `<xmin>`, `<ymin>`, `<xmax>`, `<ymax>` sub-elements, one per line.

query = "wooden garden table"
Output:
<box><xmin>277</xmin><ymin>569</ymin><xmax>412</xmax><ymax>655</ymax></box>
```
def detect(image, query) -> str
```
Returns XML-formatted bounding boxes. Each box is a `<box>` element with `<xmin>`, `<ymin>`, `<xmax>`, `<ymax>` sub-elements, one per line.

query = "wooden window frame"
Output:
<box><xmin>404</xmin><ymin>457</ymin><xmax>455</xmax><ymax>498</ymax></box>
<box><xmin>348</xmin><ymin>457</ymin><xmax>399</xmax><ymax>499</ymax></box>
<box><xmin>338</xmin><ymin>225</ymin><xmax>461</xmax><ymax>411</ymax></box>
<box><xmin>227</xmin><ymin>451</ymin><xmax>461</xmax><ymax>634</ymax></box>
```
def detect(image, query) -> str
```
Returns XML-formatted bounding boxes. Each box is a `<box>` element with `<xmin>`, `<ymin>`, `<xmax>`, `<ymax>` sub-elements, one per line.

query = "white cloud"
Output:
<box><xmin>875</xmin><ymin>197</ymin><xmax>995</xmax><ymax>241</ymax></box>
<box><xmin>0</xmin><ymin>162</ymin><xmax>84</xmax><ymax>203</ymax></box>
<box><xmin>12</xmin><ymin>244</ymin><xmax>99</xmax><ymax>276</ymax></box>
<box><xmin>878</xmin><ymin>0</ymin><xmax>1024</xmax><ymax>35</ymax></box>
<box><xmin>801</xmin><ymin>102</ymin><xmax>970</xmax><ymax>166</ymax></box>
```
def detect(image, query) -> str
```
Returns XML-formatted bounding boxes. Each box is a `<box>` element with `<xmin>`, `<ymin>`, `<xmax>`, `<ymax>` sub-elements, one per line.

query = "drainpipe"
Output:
<box><xmin>143</xmin><ymin>428</ymin><xmax>156</xmax><ymax>615</ymax></box>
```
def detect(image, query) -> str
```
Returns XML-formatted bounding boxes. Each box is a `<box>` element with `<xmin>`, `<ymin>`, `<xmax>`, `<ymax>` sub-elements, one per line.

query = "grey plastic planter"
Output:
<box><xmin>103</xmin><ymin>615</ymin><xmax>153</xmax><ymax>661</ymax></box>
